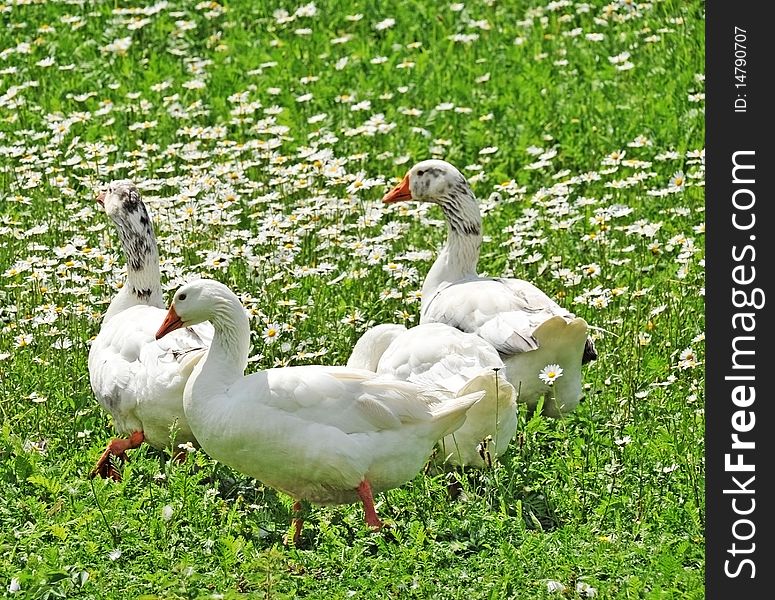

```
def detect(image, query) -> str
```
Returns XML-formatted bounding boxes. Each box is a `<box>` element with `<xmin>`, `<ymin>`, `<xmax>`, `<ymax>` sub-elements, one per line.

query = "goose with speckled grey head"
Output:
<box><xmin>88</xmin><ymin>180</ymin><xmax>215</xmax><ymax>481</ymax></box>
<box><xmin>383</xmin><ymin>159</ymin><xmax>597</xmax><ymax>417</ymax></box>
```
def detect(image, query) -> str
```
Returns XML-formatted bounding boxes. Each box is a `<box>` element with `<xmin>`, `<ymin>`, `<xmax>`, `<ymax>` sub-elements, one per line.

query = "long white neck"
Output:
<box><xmin>103</xmin><ymin>203</ymin><xmax>165</xmax><ymax>322</ymax></box>
<box><xmin>347</xmin><ymin>324</ymin><xmax>406</xmax><ymax>371</ymax></box>
<box><xmin>421</xmin><ymin>188</ymin><xmax>482</xmax><ymax>315</ymax></box>
<box><xmin>190</xmin><ymin>294</ymin><xmax>251</xmax><ymax>401</ymax></box>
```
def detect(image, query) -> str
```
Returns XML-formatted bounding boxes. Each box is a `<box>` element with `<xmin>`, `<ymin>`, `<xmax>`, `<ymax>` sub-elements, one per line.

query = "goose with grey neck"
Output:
<box><xmin>383</xmin><ymin>159</ymin><xmax>597</xmax><ymax>417</ymax></box>
<box><xmin>155</xmin><ymin>278</ymin><xmax>484</xmax><ymax>545</ymax></box>
<box><xmin>347</xmin><ymin>322</ymin><xmax>517</xmax><ymax>468</ymax></box>
<box><xmin>88</xmin><ymin>180</ymin><xmax>214</xmax><ymax>480</ymax></box>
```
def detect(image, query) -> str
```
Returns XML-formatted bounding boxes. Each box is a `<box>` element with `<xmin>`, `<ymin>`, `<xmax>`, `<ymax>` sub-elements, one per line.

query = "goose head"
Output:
<box><xmin>96</xmin><ymin>179</ymin><xmax>157</xmax><ymax>268</ymax></box>
<box><xmin>155</xmin><ymin>279</ymin><xmax>230</xmax><ymax>338</ymax></box>
<box><xmin>383</xmin><ymin>159</ymin><xmax>482</xmax><ymax>237</ymax></box>
<box><xmin>97</xmin><ymin>180</ymin><xmax>147</xmax><ymax>223</ymax></box>
<box><xmin>382</xmin><ymin>159</ymin><xmax>470</xmax><ymax>204</ymax></box>
<box><xmin>96</xmin><ymin>179</ymin><xmax>165</xmax><ymax>319</ymax></box>
<box><xmin>157</xmin><ymin>279</ymin><xmax>250</xmax><ymax>371</ymax></box>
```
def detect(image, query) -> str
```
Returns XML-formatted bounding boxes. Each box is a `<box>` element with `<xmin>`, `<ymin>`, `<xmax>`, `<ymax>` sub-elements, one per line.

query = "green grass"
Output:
<box><xmin>1</xmin><ymin>0</ymin><xmax>704</xmax><ymax>598</ymax></box>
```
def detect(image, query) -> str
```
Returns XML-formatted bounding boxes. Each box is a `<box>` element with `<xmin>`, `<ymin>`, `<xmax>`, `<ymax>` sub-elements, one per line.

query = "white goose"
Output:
<box><xmin>382</xmin><ymin>159</ymin><xmax>597</xmax><ymax>417</ymax></box>
<box><xmin>347</xmin><ymin>322</ymin><xmax>517</xmax><ymax>468</ymax></box>
<box><xmin>154</xmin><ymin>278</ymin><xmax>484</xmax><ymax>544</ymax></box>
<box><xmin>88</xmin><ymin>180</ymin><xmax>214</xmax><ymax>480</ymax></box>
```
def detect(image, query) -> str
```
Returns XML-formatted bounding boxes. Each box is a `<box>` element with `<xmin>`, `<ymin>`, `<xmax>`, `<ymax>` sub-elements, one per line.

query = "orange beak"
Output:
<box><xmin>96</xmin><ymin>191</ymin><xmax>106</xmax><ymax>205</ymax></box>
<box><xmin>155</xmin><ymin>306</ymin><xmax>184</xmax><ymax>339</ymax></box>
<box><xmin>382</xmin><ymin>175</ymin><xmax>412</xmax><ymax>204</ymax></box>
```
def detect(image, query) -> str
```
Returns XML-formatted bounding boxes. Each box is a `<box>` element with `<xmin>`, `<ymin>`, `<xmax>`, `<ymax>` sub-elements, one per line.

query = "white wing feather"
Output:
<box><xmin>89</xmin><ymin>304</ymin><xmax>212</xmax><ymax>450</ymax></box>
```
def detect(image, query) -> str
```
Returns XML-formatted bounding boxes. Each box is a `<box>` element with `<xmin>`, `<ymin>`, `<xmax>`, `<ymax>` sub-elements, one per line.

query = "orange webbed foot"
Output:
<box><xmin>90</xmin><ymin>451</ymin><xmax>124</xmax><ymax>481</ymax></box>
<box><xmin>89</xmin><ymin>431</ymin><xmax>145</xmax><ymax>482</ymax></box>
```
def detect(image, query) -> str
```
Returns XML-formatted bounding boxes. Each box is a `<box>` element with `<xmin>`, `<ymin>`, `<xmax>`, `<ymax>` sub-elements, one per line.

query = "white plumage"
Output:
<box><xmin>88</xmin><ymin>180</ymin><xmax>214</xmax><ymax>479</ymax></box>
<box><xmin>347</xmin><ymin>322</ymin><xmax>517</xmax><ymax>468</ymax></box>
<box><xmin>383</xmin><ymin>159</ymin><xmax>597</xmax><ymax>417</ymax></box>
<box><xmin>88</xmin><ymin>304</ymin><xmax>211</xmax><ymax>453</ymax></box>
<box><xmin>155</xmin><ymin>278</ymin><xmax>484</xmax><ymax>543</ymax></box>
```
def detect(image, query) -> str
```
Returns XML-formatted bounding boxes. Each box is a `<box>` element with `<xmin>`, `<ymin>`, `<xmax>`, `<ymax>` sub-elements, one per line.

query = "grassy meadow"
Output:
<box><xmin>0</xmin><ymin>0</ymin><xmax>705</xmax><ymax>598</ymax></box>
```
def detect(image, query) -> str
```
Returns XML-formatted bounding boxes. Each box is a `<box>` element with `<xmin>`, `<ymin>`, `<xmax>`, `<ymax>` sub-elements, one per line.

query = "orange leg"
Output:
<box><xmin>357</xmin><ymin>480</ymin><xmax>382</xmax><ymax>530</ymax></box>
<box><xmin>291</xmin><ymin>500</ymin><xmax>304</xmax><ymax>546</ymax></box>
<box><xmin>89</xmin><ymin>431</ymin><xmax>145</xmax><ymax>481</ymax></box>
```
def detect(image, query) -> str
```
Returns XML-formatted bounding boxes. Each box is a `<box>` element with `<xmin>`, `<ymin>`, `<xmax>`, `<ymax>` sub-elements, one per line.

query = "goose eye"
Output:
<box><xmin>178</xmin><ymin>293</ymin><xmax>187</xmax><ymax>301</ymax></box>
<box><xmin>417</xmin><ymin>169</ymin><xmax>425</xmax><ymax>177</ymax></box>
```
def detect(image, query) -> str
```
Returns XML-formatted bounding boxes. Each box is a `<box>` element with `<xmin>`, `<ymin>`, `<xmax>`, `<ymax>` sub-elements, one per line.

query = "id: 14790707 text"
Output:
<box><xmin>734</xmin><ymin>26</ymin><xmax>747</xmax><ymax>113</ymax></box>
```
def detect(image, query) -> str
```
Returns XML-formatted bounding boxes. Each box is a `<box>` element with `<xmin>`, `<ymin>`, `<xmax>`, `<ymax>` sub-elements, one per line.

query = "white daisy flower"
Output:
<box><xmin>539</xmin><ymin>364</ymin><xmax>564</xmax><ymax>386</ymax></box>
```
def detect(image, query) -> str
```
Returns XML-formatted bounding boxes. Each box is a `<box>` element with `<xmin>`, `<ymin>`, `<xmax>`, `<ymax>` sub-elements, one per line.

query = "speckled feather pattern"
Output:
<box><xmin>396</xmin><ymin>159</ymin><xmax>596</xmax><ymax>417</ymax></box>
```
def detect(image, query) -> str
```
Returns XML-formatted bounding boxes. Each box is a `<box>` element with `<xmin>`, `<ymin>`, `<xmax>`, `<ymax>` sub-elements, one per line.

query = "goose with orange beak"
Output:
<box><xmin>382</xmin><ymin>159</ymin><xmax>597</xmax><ymax>418</ymax></box>
<box><xmin>155</xmin><ymin>278</ymin><xmax>484</xmax><ymax>545</ymax></box>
